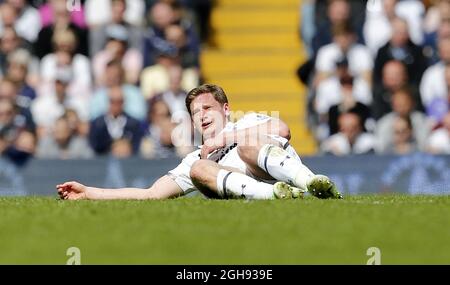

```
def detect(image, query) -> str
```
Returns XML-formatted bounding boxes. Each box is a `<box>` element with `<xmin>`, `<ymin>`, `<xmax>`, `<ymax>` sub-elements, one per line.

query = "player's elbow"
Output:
<box><xmin>269</xmin><ymin>119</ymin><xmax>290</xmax><ymax>140</ymax></box>
<box><xmin>279</xmin><ymin>124</ymin><xmax>291</xmax><ymax>140</ymax></box>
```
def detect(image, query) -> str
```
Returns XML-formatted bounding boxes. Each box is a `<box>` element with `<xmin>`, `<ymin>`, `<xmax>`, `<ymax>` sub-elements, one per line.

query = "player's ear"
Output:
<box><xmin>223</xmin><ymin>103</ymin><xmax>230</xmax><ymax>116</ymax></box>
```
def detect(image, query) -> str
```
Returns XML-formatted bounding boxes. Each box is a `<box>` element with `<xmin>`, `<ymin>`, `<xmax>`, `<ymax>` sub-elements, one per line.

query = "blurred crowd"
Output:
<box><xmin>299</xmin><ymin>0</ymin><xmax>450</xmax><ymax>155</ymax></box>
<box><xmin>0</xmin><ymin>0</ymin><xmax>214</xmax><ymax>166</ymax></box>
<box><xmin>2</xmin><ymin>0</ymin><xmax>448</xmax><ymax>166</ymax></box>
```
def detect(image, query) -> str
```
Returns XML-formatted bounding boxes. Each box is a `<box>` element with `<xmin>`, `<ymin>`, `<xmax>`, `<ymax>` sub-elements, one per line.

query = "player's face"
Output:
<box><xmin>190</xmin><ymin>93</ymin><xmax>229</xmax><ymax>140</ymax></box>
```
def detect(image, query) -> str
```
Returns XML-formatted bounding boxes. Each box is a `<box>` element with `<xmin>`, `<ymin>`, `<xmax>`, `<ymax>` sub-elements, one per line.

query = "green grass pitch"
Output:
<box><xmin>0</xmin><ymin>195</ymin><xmax>449</xmax><ymax>264</ymax></box>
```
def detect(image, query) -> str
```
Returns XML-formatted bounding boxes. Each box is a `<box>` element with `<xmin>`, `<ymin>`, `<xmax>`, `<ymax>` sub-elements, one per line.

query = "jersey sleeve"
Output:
<box><xmin>232</xmin><ymin>113</ymin><xmax>272</xmax><ymax>130</ymax></box>
<box><xmin>167</xmin><ymin>149</ymin><xmax>200</xmax><ymax>194</ymax></box>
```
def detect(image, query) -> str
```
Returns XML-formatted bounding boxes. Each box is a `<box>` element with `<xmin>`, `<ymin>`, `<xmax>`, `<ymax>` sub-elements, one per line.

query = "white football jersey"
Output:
<box><xmin>167</xmin><ymin>113</ymin><xmax>297</xmax><ymax>193</ymax></box>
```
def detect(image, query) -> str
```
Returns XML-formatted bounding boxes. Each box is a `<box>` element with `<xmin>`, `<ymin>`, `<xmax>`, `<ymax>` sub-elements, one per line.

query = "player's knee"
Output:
<box><xmin>189</xmin><ymin>160</ymin><xmax>212</xmax><ymax>183</ymax></box>
<box><xmin>237</xmin><ymin>145</ymin><xmax>259</xmax><ymax>164</ymax></box>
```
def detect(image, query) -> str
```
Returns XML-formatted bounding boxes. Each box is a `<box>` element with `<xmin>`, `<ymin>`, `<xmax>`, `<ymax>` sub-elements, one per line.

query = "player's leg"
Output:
<box><xmin>237</xmin><ymin>137</ymin><xmax>293</xmax><ymax>181</ymax></box>
<box><xmin>189</xmin><ymin>160</ymin><xmax>301</xmax><ymax>200</ymax></box>
<box><xmin>237</xmin><ymin>138</ymin><xmax>342</xmax><ymax>199</ymax></box>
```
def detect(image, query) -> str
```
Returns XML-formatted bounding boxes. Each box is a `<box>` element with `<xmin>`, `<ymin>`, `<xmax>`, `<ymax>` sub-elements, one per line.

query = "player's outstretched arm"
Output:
<box><xmin>56</xmin><ymin>175</ymin><xmax>183</xmax><ymax>200</ymax></box>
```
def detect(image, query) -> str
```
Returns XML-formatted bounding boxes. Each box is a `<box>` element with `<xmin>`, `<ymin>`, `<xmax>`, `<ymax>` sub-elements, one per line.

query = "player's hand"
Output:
<box><xmin>56</xmin><ymin>181</ymin><xmax>88</xmax><ymax>200</ymax></box>
<box><xmin>201</xmin><ymin>134</ymin><xmax>226</xmax><ymax>159</ymax></box>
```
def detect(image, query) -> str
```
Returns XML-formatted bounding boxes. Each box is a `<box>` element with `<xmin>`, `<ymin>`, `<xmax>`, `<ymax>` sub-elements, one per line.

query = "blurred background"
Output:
<box><xmin>0</xmin><ymin>0</ymin><xmax>448</xmax><ymax>195</ymax></box>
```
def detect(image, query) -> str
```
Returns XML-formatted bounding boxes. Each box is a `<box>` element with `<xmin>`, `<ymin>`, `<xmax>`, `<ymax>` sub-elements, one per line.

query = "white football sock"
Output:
<box><xmin>216</xmin><ymin>169</ymin><xmax>275</xmax><ymax>200</ymax></box>
<box><xmin>257</xmin><ymin>144</ymin><xmax>315</xmax><ymax>189</ymax></box>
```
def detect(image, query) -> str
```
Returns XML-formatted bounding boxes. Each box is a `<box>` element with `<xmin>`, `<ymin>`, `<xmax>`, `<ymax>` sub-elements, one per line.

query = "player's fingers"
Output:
<box><xmin>61</xmin><ymin>181</ymin><xmax>76</xmax><ymax>187</ymax></box>
<box><xmin>65</xmin><ymin>181</ymin><xmax>76</xmax><ymax>187</ymax></box>
<box><xmin>61</xmin><ymin>182</ymin><xmax>79</xmax><ymax>191</ymax></box>
<box><xmin>201</xmin><ymin>147</ymin><xmax>210</xmax><ymax>159</ymax></box>
<box><xmin>57</xmin><ymin>189</ymin><xmax>66</xmax><ymax>197</ymax></box>
<box><xmin>57</xmin><ymin>184</ymin><xmax>67</xmax><ymax>190</ymax></box>
<box><xmin>67</xmin><ymin>192</ymin><xmax>80</xmax><ymax>200</ymax></box>
<box><xmin>57</xmin><ymin>184</ymin><xmax>68</xmax><ymax>191</ymax></box>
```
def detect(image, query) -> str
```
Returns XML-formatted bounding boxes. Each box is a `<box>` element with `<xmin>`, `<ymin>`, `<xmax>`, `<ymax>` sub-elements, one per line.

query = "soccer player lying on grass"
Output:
<box><xmin>57</xmin><ymin>84</ymin><xmax>341</xmax><ymax>201</ymax></box>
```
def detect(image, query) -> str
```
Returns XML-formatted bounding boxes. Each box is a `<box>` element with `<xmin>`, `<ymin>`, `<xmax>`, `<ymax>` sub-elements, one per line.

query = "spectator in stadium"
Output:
<box><xmin>31</xmin><ymin>67</ymin><xmax>89</xmax><ymax>138</ymax></box>
<box><xmin>0</xmin><ymin>77</ymin><xmax>35</xmax><ymax>131</ymax></box>
<box><xmin>140</xmin><ymin>51</ymin><xmax>199</xmax><ymax>99</ymax></box>
<box><xmin>0</xmin><ymin>2</ymin><xmax>17</xmax><ymax>33</ymax></box>
<box><xmin>423</xmin><ymin>1</ymin><xmax>450</xmax><ymax>64</ymax></box>
<box><xmin>399</xmin><ymin>0</ymin><xmax>426</xmax><ymax>45</ymax></box>
<box><xmin>314</xmin><ymin>59</ymin><xmax>372</xmax><ymax>141</ymax></box>
<box><xmin>316</xmin><ymin>0</ymin><xmax>367</xmax><ymax>25</ymax></box>
<box><xmin>0</xmin><ymin>0</ymin><xmax>41</xmax><ymax>43</ymax></box>
<box><xmin>311</xmin><ymin>0</ymin><xmax>364</xmax><ymax>55</ymax></box>
<box><xmin>154</xmin><ymin>64</ymin><xmax>189</xmax><ymax>116</ymax></box>
<box><xmin>143</xmin><ymin>0</ymin><xmax>200</xmax><ymax>68</ymax></box>
<box><xmin>375</xmin><ymin>88</ymin><xmax>430</xmax><ymax>153</ymax></box>
<box><xmin>426</xmin><ymin>111</ymin><xmax>450</xmax><ymax>154</ymax></box>
<box><xmin>425</xmin><ymin>63</ymin><xmax>450</xmax><ymax>125</ymax></box>
<box><xmin>143</xmin><ymin>1</ymin><xmax>176</xmax><ymax>67</ymax></box>
<box><xmin>363</xmin><ymin>0</ymin><xmax>424</xmax><ymax>55</ymax></box>
<box><xmin>36</xmin><ymin>114</ymin><xmax>94</xmax><ymax>159</ymax></box>
<box><xmin>39</xmin><ymin>0</ymin><xmax>86</xmax><ymax>29</ymax></box>
<box><xmin>92</xmin><ymin>24</ymin><xmax>143</xmax><ymax>86</ymax></box>
<box><xmin>424</xmin><ymin>0</ymin><xmax>450</xmax><ymax>35</ymax></box>
<box><xmin>372</xmin><ymin>60</ymin><xmax>421</xmax><ymax>119</ymax></box>
<box><xmin>34</xmin><ymin>0</ymin><xmax>88</xmax><ymax>58</ymax></box>
<box><xmin>89</xmin><ymin>0</ymin><xmax>143</xmax><ymax>56</ymax></box>
<box><xmin>90</xmin><ymin>60</ymin><xmax>146</xmax><ymax>121</ymax></box>
<box><xmin>381</xmin><ymin>115</ymin><xmax>418</xmax><ymax>155</ymax></box>
<box><xmin>363</xmin><ymin>0</ymin><xmax>397</xmax><ymax>55</ymax></box>
<box><xmin>373</xmin><ymin>17</ymin><xmax>428</xmax><ymax>90</ymax></box>
<box><xmin>89</xmin><ymin>86</ymin><xmax>143</xmax><ymax>155</ymax></box>
<box><xmin>0</xmin><ymin>98</ymin><xmax>36</xmax><ymax>166</ymax></box>
<box><xmin>321</xmin><ymin>112</ymin><xmax>375</xmax><ymax>155</ymax></box>
<box><xmin>65</xmin><ymin>108</ymin><xmax>89</xmax><ymax>138</ymax></box>
<box><xmin>6</xmin><ymin>49</ymin><xmax>37</xmax><ymax>108</ymax></box>
<box><xmin>0</xmin><ymin>27</ymin><xmax>19</xmax><ymax>75</ymax></box>
<box><xmin>0</xmin><ymin>27</ymin><xmax>36</xmax><ymax>78</ymax></box>
<box><xmin>314</xmin><ymin>21</ymin><xmax>373</xmax><ymax>89</ymax></box>
<box><xmin>39</xmin><ymin>28</ymin><xmax>92</xmax><ymax>101</ymax></box>
<box><xmin>85</xmin><ymin>0</ymin><xmax>145</xmax><ymax>28</ymax></box>
<box><xmin>420</xmin><ymin>36</ymin><xmax>450</xmax><ymax>110</ymax></box>
<box><xmin>164</xmin><ymin>24</ymin><xmax>199</xmax><ymax>69</ymax></box>
<box><xmin>326</xmin><ymin>73</ymin><xmax>372</xmax><ymax>137</ymax></box>
<box><xmin>315</xmin><ymin>58</ymin><xmax>372</xmax><ymax>125</ymax></box>
<box><xmin>140</xmin><ymin>96</ymin><xmax>177</xmax><ymax>158</ymax></box>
